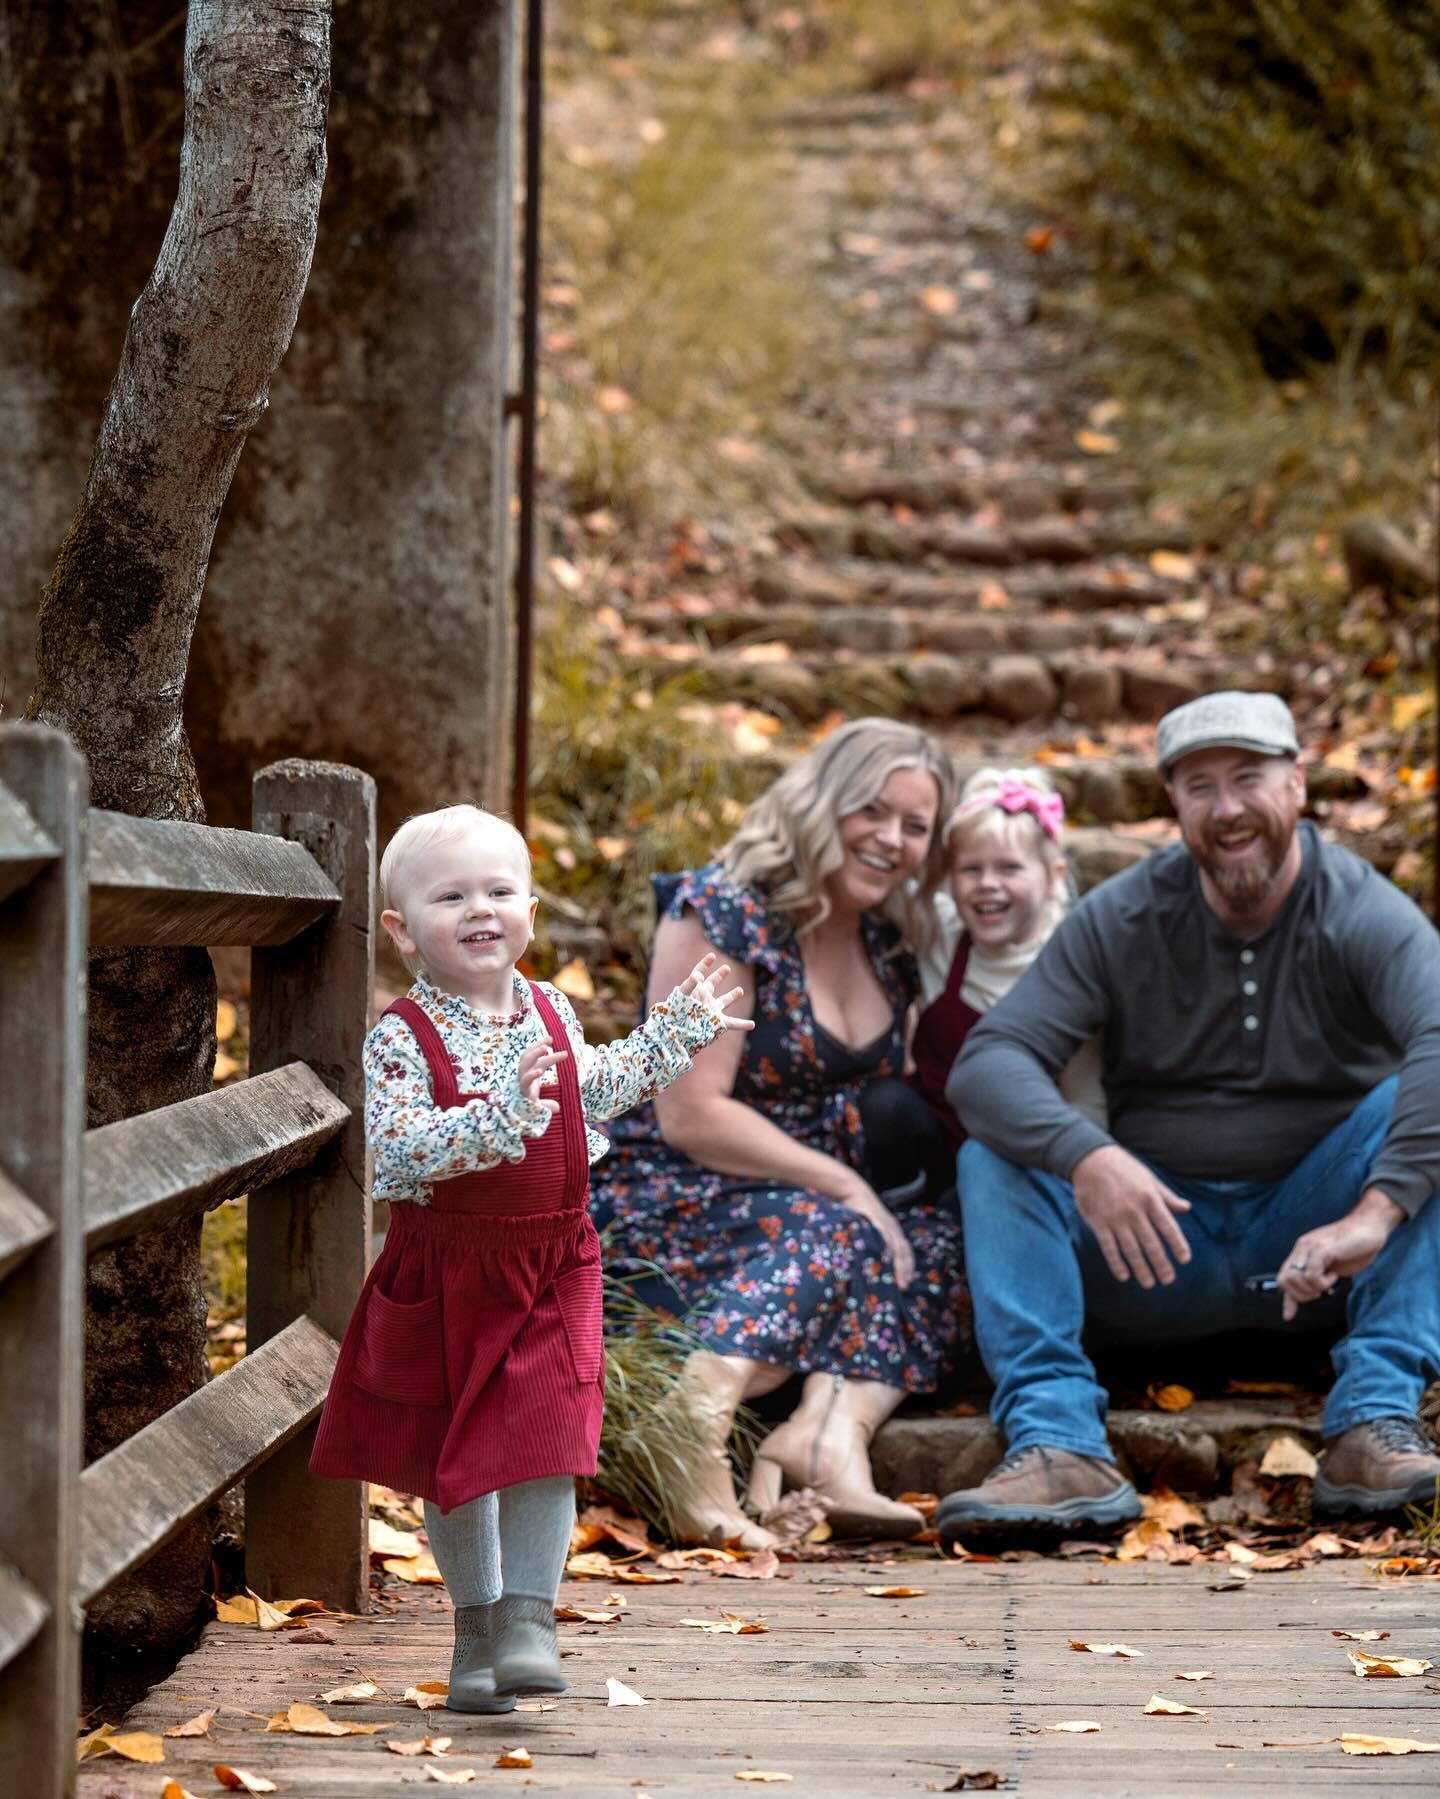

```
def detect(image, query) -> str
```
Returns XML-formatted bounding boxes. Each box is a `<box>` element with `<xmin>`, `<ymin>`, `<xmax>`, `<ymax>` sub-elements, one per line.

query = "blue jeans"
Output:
<box><xmin>958</xmin><ymin>1079</ymin><xmax>1440</xmax><ymax>1459</ymax></box>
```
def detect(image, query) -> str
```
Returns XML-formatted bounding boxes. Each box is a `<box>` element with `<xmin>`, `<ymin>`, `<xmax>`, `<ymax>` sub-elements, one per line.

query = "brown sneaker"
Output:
<box><xmin>936</xmin><ymin>1445</ymin><xmax>1140</xmax><ymax>1545</ymax></box>
<box><xmin>1313</xmin><ymin>1417</ymin><xmax>1440</xmax><ymax>1517</ymax></box>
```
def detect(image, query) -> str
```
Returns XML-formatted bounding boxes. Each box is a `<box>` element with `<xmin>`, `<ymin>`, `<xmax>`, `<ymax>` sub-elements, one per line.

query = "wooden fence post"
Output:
<box><xmin>0</xmin><ymin>726</ymin><xmax>87</xmax><ymax>1799</ymax></box>
<box><xmin>246</xmin><ymin>761</ymin><xmax>375</xmax><ymax>1609</ymax></box>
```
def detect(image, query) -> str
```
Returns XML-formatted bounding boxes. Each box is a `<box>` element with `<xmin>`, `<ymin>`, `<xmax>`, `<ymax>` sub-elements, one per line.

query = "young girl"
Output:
<box><xmin>909</xmin><ymin>767</ymin><xmax>1105</xmax><ymax>1156</ymax></box>
<box><xmin>310</xmin><ymin>804</ymin><xmax>751</xmax><ymax>1713</ymax></box>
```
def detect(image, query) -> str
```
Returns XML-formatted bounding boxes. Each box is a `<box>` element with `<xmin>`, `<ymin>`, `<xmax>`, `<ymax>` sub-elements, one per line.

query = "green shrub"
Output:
<box><xmin>1045</xmin><ymin>0</ymin><xmax>1440</xmax><ymax>376</ymax></box>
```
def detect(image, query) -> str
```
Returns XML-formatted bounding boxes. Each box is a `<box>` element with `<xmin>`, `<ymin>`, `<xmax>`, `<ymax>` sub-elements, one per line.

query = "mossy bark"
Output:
<box><xmin>24</xmin><ymin>0</ymin><xmax>331</xmax><ymax>1681</ymax></box>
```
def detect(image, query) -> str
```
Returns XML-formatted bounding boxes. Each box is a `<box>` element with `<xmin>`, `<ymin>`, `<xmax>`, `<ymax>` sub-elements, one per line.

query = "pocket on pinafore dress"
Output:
<box><xmin>354</xmin><ymin>1287</ymin><xmax>446</xmax><ymax>1406</ymax></box>
<box><xmin>553</xmin><ymin>1261</ymin><xmax>604</xmax><ymax>1385</ymax></box>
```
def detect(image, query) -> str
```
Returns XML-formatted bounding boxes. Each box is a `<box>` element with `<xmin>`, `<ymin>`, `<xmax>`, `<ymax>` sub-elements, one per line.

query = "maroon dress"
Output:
<box><xmin>310</xmin><ymin>983</ymin><xmax>604</xmax><ymax>1513</ymax></box>
<box><xmin>908</xmin><ymin>938</ymin><xmax>984</xmax><ymax>1154</ymax></box>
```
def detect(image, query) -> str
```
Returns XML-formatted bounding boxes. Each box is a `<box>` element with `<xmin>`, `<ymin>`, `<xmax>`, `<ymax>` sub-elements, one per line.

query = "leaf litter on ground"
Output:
<box><xmin>1348</xmin><ymin>1649</ymin><xmax>1432</xmax><ymax>1678</ymax></box>
<box><xmin>388</xmin><ymin>1737</ymin><xmax>453</xmax><ymax>1756</ymax></box>
<box><xmin>1070</xmin><ymin>1641</ymin><xmax>1143</xmax><ymax>1657</ymax></box>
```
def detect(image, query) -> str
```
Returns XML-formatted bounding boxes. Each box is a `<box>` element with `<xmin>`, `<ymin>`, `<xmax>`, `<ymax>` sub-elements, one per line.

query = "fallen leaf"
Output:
<box><xmin>1207</xmin><ymin>1573</ymin><xmax>1252</xmax><ymax>1591</ymax></box>
<box><xmin>596</xmin><ymin>385</ymin><xmax>633</xmax><ymax>415</ymax></box>
<box><xmin>405</xmin><ymin>1682</ymin><xmax>451</xmax><ymax>1711</ymax></box>
<box><xmin>1075</xmin><ymin>430</ymin><xmax>1120</xmax><ymax>456</ymax></box>
<box><xmin>655</xmin><ymin>1547</ymin><xmax>740</xmax><ymax>1569</ymax></box>
<box><xmin>865</xmin><ymin>1586</ymin><xmax>927</xmax><ymax>1598</ymax></box>
<box><xmin>712</xmin><ymin>1549</ymin><xmax>780</xmax><ymax>1580</ymax></box>
<box><xmin>1149</xmin><ymin>550</ymin><xmax>1196</xmax><ymax>581</ymax></box>
<box><xmin>1089</xmin><ymin>398</ymin><xmax>1124</xmax><ymax>427</ymax></box>
<box><xmin>385</xmin><ymin>1552</ymin><xmax>444</xmax><ymax>1584</ymax></box>
<box><xmin>836</xmin><ymin>231</ymin><xmax>885</xmax><ymax>257</ymax></box>
<box><xmin>555</xmin><ymin>1605</ymin><xmax>620</xmax><ymax>1624</ymax></box>
<box><xmin>735</xmin><ymin>1776</ymin><xmax>793</xmax><ymax>1785</ymax></box>
<box><xmin>319</xmin><ymin>1683</ymin><xmax>380</xmax><ymax>1703</ymax></box>
<box><xmin>1046</xmin><ymin>1720</ymin><xmax>1101</xmax><ymax>1733</ymax></box>
<box><xmin>1339</xmin><ymin>1733</ymin><xmax>1440</xmax><ymax>1755</ymax></box>
<box><xmin>424</xmin><ymin>1770</ymin><xmax>477</xmax><ymax>1785</ymax></box>
<box><xmin>164</xmin><ymin>1710</ymin><xmax>217</xmax><ymax>1738</ymax></box>
<box><xmin>606</xmin><ymin>1677</ymin><xmax>646</xmax><ymax>1707</ymax></box>
<box><xmin>214</xmin><ymin>1771</ymin><xmax>279</xmax><ymax>1795</ymax></box>
<box><xmin>286</xmin><ymin>1701</ymin><xmax>385</xmax><ymax>1737</ymax></box>
<box><xmin>1116</xmin><ymin>1519</ymin><xmax>1174</xmax><ymax>1562</ymax></box>
<box><xmin>595</xmin><ymin>836</ymin><xmax>631</xmax><ymax>862</ymax></box>
<box><xmin>76</xmin><ymin>1725</ymin><xmax>118</xmax><ymax>1762</ymax></box>
<box><xmin>737</xmin><ymin>641</ymin><xmax>794</xmax><ymax>664</ymax></box>
<box><xmin>1224</xmin><ymin>1542</ymin><xmax>1259</xmax><ymax>1565</ymax></box>
<box><xmin>1025</xmin><ymin>226</ymin><xmax>1055</xmax><ymax>253</ymax></box>
<box><xmin>918</xmin><ymin>286</ymin><xmax>958</xmax><ymax>317</ymax></box>
<box><xmin>1258</xmin><ymin>1435</ymin><xmax>1319</xmax><ymax>1479</ymax></box>
<box><xmin>1349</xmin><ymin>1650</ymin><xmax>1432</xmax><ymax>1678</ymax></box>
<box><xmin>1300</xmin><ymin>1533</ymin><xmax>1347</xmax><ymax>1558</ymax></box>
<box><xmin>1333</xmin><ymin>1629</ymin><xmax>1389</xmax><ymax>1642</ymax></box>
<box><xmin>1144</xmin><ymin>1696</ymin><xmax>1207</xmax><ymax>1717</ymax></box>
<box><xmin>976</xmin><ymin>580</ymin><xmax>1011</xmax><ymax>611</ymax></box>
<box><xmin>1142</xmin><ymin>1490</ymin><xmax>1206</xmax><ymax>1532</ymax></box>
<box><xmin>1148</xmin><ymin>1383</ymin><xmax>1195</xmax><ymax>1412</ymax></box>
<box><xmin>368</xmin><ymin>1520</ymin><xmax>426</xmax><ymax>1559</ymax></box>
<box><xmin>214</xmin><ymin>1589</ymin><xmax>297</xmax><ymax>1630</ymax></box>
<box><xmin>1070</xmin><ymin>1641</ymin><xmax>1144</xmax><ymax>1658</ymax></box>
<box><xmin>514</xmin><ymin>1701</ymin><xmax>559</xmax><ymax>1713</ymax></box>
<box><xmin>213</xmin><ymin>1051</ymin><xmax>241</xmax><ymax>1081</ymax></box>
<box><xmin>102</xmin><ymin>1731</ymin><xmax>166</xmax><ymax>1763</ymax></box>
<box><xmin>161</xmin><ymin>1784</ymin><xmax>206</xmax><ymax>1799</ymax></box>
<box><xmin>1176</xmin><ymin>1671</ymin><xmax>1215</xmax><ymax>1682</ymax></box>
<box><xmin>1393</xmin><ymin>692</ymin><xmax>1432</xmax><ymax>732</ymax></box>
<box><xmin>495</xmin><ymin>1746</ymin><xmax>533</xmax><ymax>1768</ymax></box>
<box><xmin>388</xmin><ymin>1738</ymin><xmax>453</xmax><ymax>1756</ymax></box>
<box><xmin>679</xmin><ymin>1614</ymin><xmax>768</xmax><ymax>1635</ymax></box>
<box><xmin>551</xmin><ymin>959</ymin><xmax>595</xmax><ymax>1001</ymax></box>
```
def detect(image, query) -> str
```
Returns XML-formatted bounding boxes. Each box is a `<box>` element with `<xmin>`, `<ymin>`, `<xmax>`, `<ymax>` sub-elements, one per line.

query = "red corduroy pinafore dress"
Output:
<box><xmin>310</xmin><ymin>983</ymin><xmax>604</xmax><ymax>1513</ymax></box>
<box><xmin>907</xmin><ymin>938</ymin><xmax>983</xmax><ymax>1154</ymax></box>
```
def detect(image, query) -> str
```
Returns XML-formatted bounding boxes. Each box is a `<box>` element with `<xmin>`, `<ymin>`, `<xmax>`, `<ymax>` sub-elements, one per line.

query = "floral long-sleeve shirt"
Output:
<box><xmin>366</xmin><ymin>972</ymin><xmax>724</xmax><ymax>1204</ymax></box>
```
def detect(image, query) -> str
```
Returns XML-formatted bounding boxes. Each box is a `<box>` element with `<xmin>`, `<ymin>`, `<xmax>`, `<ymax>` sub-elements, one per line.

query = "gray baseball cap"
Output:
<box><xmin>1157</xmin><ymin>691</ymin><xmax>1300</xmax><ymax>774</ymax></box>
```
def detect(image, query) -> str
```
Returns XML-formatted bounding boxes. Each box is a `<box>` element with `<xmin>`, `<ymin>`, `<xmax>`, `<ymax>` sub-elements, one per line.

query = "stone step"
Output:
<box><xmin>617</xmin><ymin>644</ymin><xmax>1289</xmax><ymax>731</ymax></box>
<box><xmin>813</xmin><ymin>463</ymin><xmax>1147</xmax><ymax>518</ymax></box>
<box><xmin>872</xmin><ymin>1398</ymin><xmax>1325</xmax><ymax>1501</ymax></box>
<box><xmin>751</xmin><ymin>554</ymin><xmax>1193</xmax><ymax>615</ymax></box>
<box><xmin>777</xmin><ymin>510</ymin><xmax>1195</xmax><ymax>566</ymax></box>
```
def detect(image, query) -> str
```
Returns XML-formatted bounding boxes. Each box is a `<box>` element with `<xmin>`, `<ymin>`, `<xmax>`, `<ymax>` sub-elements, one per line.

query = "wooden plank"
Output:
<box><xmin>0</xmin><ymin>778</ymin><xmax>57</xmax><ymax>906</ymax></box>
<box><xmin>88</xmin><ymin>807</ymin><xmax>339</xmax><ymax>947</ymax></box>
<box><xmin>0</xmin><ymin>725</ymin><xmax>87</xmax><ymax>1799</ymax></box>
<box><xmin>77</xmin><ymin>1314</ymin><xmax>338</xmax><ymax>1606</ymax></box>
<box><xmin>83</xmin><ymin>1062</ymin><xmax>351</xmax><ymax>1252</ymax></box>
<box><xmin>0</xmin><ymin>1168</ymin><xmax>54</xmax><ymax>1284</ymax></box>
<box><xmin>0</xmin><ymin>1562</ymin><xmax>50</xmax><ymax>1678</ymax></box>
<box><xmin>246</xmin><ymin>761</ymin><xmax>375</xmax><ymax>1610</ymax></box>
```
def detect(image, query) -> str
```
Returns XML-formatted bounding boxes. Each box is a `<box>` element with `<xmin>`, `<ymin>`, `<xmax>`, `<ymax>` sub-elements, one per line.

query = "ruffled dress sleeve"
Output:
<box><xmin>659</xmin><ymin>861</ymin><xmax>787</xmax><ymax>976</ymax></box>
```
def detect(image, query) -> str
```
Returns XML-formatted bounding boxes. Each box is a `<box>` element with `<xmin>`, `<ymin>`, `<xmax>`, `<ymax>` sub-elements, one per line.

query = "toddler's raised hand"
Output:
<box><xmin>679</xmin><ymin>952</ymin><xmax>756</xmax><ymax>1033</ymax></box>
<box><xmin>517</xmin><ymin>1039</ymin><xmax>566</xmax><ymax>1116</ymax></box>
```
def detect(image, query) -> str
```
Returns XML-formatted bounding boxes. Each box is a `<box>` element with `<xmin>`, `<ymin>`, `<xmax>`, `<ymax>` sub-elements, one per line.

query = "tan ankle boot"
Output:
<box><xmin>748</xmin><ymin>1374</ymin><xmax>924</xmax><ymax>1540</ymax></box>
<box><xmin>663</xmin><ymin>1350</ymin><xmax>779</xmax><ymax>1551</ymax></box>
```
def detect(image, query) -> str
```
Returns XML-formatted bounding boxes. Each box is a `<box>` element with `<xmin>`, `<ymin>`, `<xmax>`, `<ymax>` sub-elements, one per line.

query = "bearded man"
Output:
<box><xmin>938</xmin><ymin>691</ymin><xmax>1440</xmax><ymax>1543</ymax></box>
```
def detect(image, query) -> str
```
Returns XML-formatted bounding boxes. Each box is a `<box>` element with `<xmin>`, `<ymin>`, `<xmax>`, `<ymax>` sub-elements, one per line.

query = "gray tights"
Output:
<box><xmin>423</xmin><ymin>1475</ymin><xmax>576</xmax><ymax>1606</ymax></box>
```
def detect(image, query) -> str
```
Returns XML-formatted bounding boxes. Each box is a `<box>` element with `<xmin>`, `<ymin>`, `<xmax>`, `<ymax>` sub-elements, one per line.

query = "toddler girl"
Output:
<box><xmin>910</xmin><ymin>767</ymin><xmax>1104</xmax><ymax>1159</ymax></box>
<box><xmin>310</xmin><ymin>805</ymin><xmax>751</xmax><ymax>1712</ymax></box>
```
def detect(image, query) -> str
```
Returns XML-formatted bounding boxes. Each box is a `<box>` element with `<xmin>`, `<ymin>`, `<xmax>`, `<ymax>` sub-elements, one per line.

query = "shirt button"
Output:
<box><xmin>1240</xmin><ymin>948</ymin><xmax>1255</xmax><ymax>965</ymax></box>
<box><xmin>1244</xmin><ymin>1014</ymin><xmax>1259</xmax><ymax>1031</ymax></box>
<box><xmin>1243</xmin><ymin>979</ymin><xmax>1258</xmax><ymax>996</ymax></box>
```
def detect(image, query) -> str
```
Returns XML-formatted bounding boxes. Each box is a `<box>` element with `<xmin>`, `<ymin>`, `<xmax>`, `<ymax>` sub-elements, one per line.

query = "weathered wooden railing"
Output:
<box><xmin>0</xmin><ymin>724</ymin><xmax>376</xmax><ymax>1798</ymax></box>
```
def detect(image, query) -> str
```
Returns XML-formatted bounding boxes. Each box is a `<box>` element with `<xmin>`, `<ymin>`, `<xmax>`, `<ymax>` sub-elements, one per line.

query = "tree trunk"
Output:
<box><xmin>26</xmin><ymin>0</ymin><xmax>331</xmax><ymax>1679</ymax></box>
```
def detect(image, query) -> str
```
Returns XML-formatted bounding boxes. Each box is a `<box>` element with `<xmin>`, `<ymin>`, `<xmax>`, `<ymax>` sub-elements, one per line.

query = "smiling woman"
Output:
<box><xmin>590</xmin><ymin>719</ymin><xmax>974</xmax><ymax>1548</ymax></box>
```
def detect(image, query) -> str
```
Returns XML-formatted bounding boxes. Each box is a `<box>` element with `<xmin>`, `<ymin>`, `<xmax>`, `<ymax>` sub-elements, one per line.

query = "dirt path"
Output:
<box><xmin>80</xmin><ymin>1559</ymin><xmax>1440</xmax><ymax>1796</ymax></box>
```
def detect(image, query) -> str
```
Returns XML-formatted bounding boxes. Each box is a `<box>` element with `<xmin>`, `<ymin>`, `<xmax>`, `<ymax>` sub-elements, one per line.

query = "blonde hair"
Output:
<box><xmin>719</xmin><ymin>717</ymin><xmax>955</xmax><ymax>956</ymax></box>
<box><xmin>379</xmin><ymin>805</ymin><xmax>532</xmax><ymax>974</ymax></box>
<box><xmin>945</xmin><ymin>767</ymin><xmax>1071</xmax><ymax>918</ymax></box>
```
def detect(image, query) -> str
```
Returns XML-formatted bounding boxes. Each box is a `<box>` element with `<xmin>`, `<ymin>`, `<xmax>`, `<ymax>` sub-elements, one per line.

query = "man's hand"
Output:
<box><xmin>1072</xmin><ymin>1144</ymin><xmax>1192</xmax><ymax>1289</ymax></box>
<box><xmin>1276</xmin><ymin>1187</ymin><xmax>1405</xmax><ymax>1321</ymax></box>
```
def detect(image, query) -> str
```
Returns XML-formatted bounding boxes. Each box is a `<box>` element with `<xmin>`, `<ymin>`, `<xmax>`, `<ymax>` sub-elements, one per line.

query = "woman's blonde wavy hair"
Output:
<box><xmin>718</xmin><ymin>717</ymin><xmax>955</xmax><ymax>957</ymax></box>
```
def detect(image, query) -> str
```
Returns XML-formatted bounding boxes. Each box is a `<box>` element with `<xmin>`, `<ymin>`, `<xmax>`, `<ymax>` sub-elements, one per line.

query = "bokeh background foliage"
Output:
<box><xmin>1042</xmin><ymin>0</ymin><xmax>1440</xmax><ymax>377</ymax></box>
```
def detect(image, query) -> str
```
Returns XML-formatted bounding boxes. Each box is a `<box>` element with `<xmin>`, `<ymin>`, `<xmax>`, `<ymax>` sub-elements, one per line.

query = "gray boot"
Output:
<box><xmin>491</xmin><ymin>1593</ymin><xmax>567</xmax><ymax>1698</ymax></box>
<box><xmin>446</xmin><ymin>1602</ymin><xmax>517</xmax><ymax>1714</ymax></box>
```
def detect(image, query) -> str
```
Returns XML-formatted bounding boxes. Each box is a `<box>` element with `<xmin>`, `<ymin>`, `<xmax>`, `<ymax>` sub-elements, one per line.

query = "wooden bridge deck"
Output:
<box><xmin>78</xmin><ymin>1559</ymin><xmax>1440</xmax><ymax>1796</ymax></box>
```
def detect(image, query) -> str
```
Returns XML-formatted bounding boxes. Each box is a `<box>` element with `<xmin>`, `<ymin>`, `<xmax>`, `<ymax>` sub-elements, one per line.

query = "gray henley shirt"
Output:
<box><xmin>947</xmin><ymin>822</ymin><xmax>1440</xmax><ymax>1216</ymax></box>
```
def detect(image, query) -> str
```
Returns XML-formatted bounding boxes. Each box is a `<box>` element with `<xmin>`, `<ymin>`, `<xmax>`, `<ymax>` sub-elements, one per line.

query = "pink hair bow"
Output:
<box><xmin>957</xmin><ymin>775</ymin><xmax>1065</xmax><ymax>841</ymax></box>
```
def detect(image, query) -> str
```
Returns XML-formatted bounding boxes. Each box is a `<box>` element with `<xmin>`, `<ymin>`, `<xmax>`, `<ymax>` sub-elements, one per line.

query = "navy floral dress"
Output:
<box><xmin>591</xmin><ymin>864</ymin><xmax>971</xmax><ymax>1392</ymax></box>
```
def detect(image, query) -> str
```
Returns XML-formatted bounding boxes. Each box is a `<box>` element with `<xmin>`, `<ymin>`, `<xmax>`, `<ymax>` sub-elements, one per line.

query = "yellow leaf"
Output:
<box><xmin>1089</xmin><ymin>398</ymin><xmax>1124</xmax><ymax>428</ymax></box>
<box><xmin>1333</xmin><ymin>1629</ymin><xmax>1388</xmax><ymax>1641</ymax></box>
<box><xmin>606</xmin><ymin>1677</ymin><xmax>647</xmax><ymax>1706</ymax></box>
<box><xmin>595</xmin><ymin>836</ymin><xmax>631</xmax><ymax>861</ymax></box>
<box><xmin>1393</xmin><ymin>691</ymin><xmax>1432</xmax><ymax>732</ymax></box>
<box><xmin>864</xmin><ymin>1586</ymin><xmax>927</xmax><ymax>1598</ymax></box>
<box><xmin>213</xmin><ymin>1051</ymin><xmax>241</xmax><ymax>1081</ymax></box>
<box><xmin>1259</xmin><ymin>1435</ymin><xmax>1319</xmax><ymax>1480</ymax></box>
<box><xmin>1144</xmin><ymin>1695</ymin><xmax>1206</xmax><ymax>1716</ymax></box>
<box><xmin>319</xmin><ymin>1682</ymin><xmax>382</xmax><ymax>1702</ymax></box>
<box><xmin>1070</xmin><ymin>1641</ymin><xmax>1144</xmax><ymax>1658</ymax></box>
<box><xmin>680</xmin><ymin>1615</ymin><xmax>768</xmax><ymax>1635</ymax></box>
<box><xmin>1224</xmin><ymin>1542</ymin><xmax>1259</xmax><ymax>1564</ymax></box>
<box><xmin>551</xmin><ymin>959</ymin><xmax>595</xmax><ymax>1001</ymax></box>
<box><xmin>735</xmin><ymin>1776</ymin><xmax>794</xmax><ymax>1785</ymax></box>
<box><xmin>284</xmin><ymin>1702</ymin><xmax>382</xmax><ymax>1736</ymax></box>
<box><xmin>1117</xmin><ymin>1518</ymin><xmax>1174</xmax><ymax>1562</ymax></box>
<box><xmin>405</xmin><ymin>1682</ymin><xmax>451</xmax><ymax>1710</ymax></box>
<box><xmin>162</xmin><ymin>1784</ymin><xmax>207</xmax><ymax>1799</ymax></box>
<box><xmin>216</xmin><ymin>1000</ymin><xmax>238</xmax><ymax>1040</ymax></box>
<box><xmin>1149</xmin><ymin>550</ymin><xmax>1196</xmax><ymax>581</ymax></box>
<box><xmin>385</xmin><ymin>1551</ymin><xmax>444</xmax><ymax>1583</ymax></box>
<box><xmin>597</xmin><ymin>386</ymin><xmax>633</xmax><ymax>415</ymax></box>
<box><xmin>1149</xmin><ymin>1383</ymin><xmax>1195</xmax><ymax>1413</ymax></box>
<box><xmin>388</xmin><ymin>1736</ymin><xmax>453</xmax><ymax>1756</ymax></box>
<box><xmin>164</xmin><ymin>1709</ymin><xmax>217</xmax><ymax>1738</ymax></box>
<box><xmin>369</xmin><ymin>1519</ymin><xmax>426</xmax><ymax>1559</ymax></box>
<box><xmin>1349</xmin><ymin>1650</ymin><xmax>1432</xmax><ymax>1678</ymax></box>
<box><xmin>1075</xmin><ymin>430</ymin><xmax>1120</xmax><ymax>455</ymax></box>
<box><xmin>496</xmin><ymin>1746</ymin><xmax>533</xmax><ymax>1768</ymax></box>
<box><xmin>1340</xmin><ymin>1734</ymin><xmax>1440</xmax><ymax>1755</ymax></box>
<box><xmin>918</xmin><ymin>286</ymin><xmax>958</xmax><ymax>317</ymax></box>
<box><xmin>555</xmin><ymin>1605</ymin><xmax>620</xmax><ymax>1624</ymax></box>
<box><xmin>1141</xmin><ymin>1490</ymin><xmax>1205</xmax><ymax>1531</ymax></box>
<box><xmin>1046</xmin><ymin>1720</ymin><xmax>1101</xmax><ymax>1733</ymax></box>
<box><xmin>425</xmin><ymin>1770</ymin><xmax>478</xmax><ymax>1785</ymax></box>
<box><xmin>514</xmin><ymin>1700</ymin><xmax>559</xmax><ymax>1712</ymax></box>
<box><xmin>105</xmin><ymin>1729</ymin><xmax>166</xmax><ymax>1763</ymax></box>
<box><xmin>1176</xmin><ymin>1671</ymin><xmax>1215</xmax><ymax>1682</ymax></box>
<box><xmin>737</xmin><ymin>641</ymin><xmax>794</xmax><ymax>664</ymax></box>
<box><xmin>214</xmin><ymin>1771</ymin><xmax>280</xmax><ymax>1794</ymax></box>
<box><xmin>76</xmin><ymin>1725</ymin><xmax>117</xmax><ymax>1761</ymax></box>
